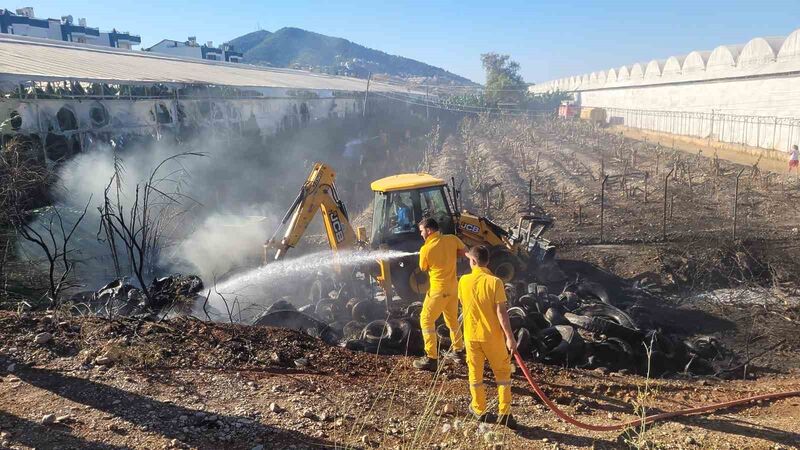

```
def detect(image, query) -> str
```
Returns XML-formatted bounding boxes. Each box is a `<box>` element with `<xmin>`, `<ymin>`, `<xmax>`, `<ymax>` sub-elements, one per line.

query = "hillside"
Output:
<box><xmin>229</xmin><ymin>27</ymin><xmax>475</xmax><ymax>85</ymax></box>
<box><xmin>228</xmin><ymin>29</ymin><xmax>271</xmax><ymax>53</ymax></box>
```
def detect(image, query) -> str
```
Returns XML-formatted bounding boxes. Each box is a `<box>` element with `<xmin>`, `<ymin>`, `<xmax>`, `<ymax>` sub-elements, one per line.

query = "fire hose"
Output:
<box><xmin>512</xmin><ymin>352</ymin><xmax>800</xmax><ymax>432</ymax></box>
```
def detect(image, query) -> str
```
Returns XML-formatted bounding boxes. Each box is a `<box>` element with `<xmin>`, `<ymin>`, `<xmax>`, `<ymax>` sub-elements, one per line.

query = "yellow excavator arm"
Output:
<box><xmin>264</xmin><ymin>163</ymin><xmax>361</xmax><ymax>262</ymax></box>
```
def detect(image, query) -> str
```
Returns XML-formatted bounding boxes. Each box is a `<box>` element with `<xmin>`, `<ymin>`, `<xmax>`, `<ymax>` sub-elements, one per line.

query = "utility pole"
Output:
<box><xmin>362</xmin><ymin>73</ymin><xmax>371</xmax><ymax>118</ymax></box>
<box><xmin>425</xmin><ymin>86</ymin><xmax>430</xmax><ymax>120</ymax></box>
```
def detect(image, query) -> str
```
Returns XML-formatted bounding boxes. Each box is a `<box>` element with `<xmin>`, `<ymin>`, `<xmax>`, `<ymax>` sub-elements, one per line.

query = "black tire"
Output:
<box><xmin>516</xmin><ymin>328</ymin><xmax>532</xmax><ymax>358</ymax></box>
<box><xmin>526</xmin><ymin>312</ymin><xmax>549</xmax><ymax>332</ymax></box>
<box><xmin>343</xmin><ymin>321</ymin><xmax>365</xmax><ymax>340</ymax></box>
<box><xmin>535</xmin><ymin>327</ymin><xmax>563</xmax><ymax>354</ymax></box>
<box><xmin>362</xmin><ymin>320</ymin><xmax>392</xmax><ymax>345</ymax></box>
<box><xmin>388</xmin><ymin>319</ymin><xmax>411</xmax><ymax>347</ymax></box>
<box><xmin>253</xmin><ymin>310</ymin><xmax>341</xmax><ymax>345</ymax></box>
<box><xmin>545</xmin><ymin>306</ymin><xmax>570</xmax><ymax>326</ymax></box>
<box><xmin>315</xmin><ymin>298</ymin><xmax>338</xmax><ymax>323</ymax></box>
<box><xmin>507</xmin><ymin>307</ymin><xmax>528</xmax><ymax>332</ymax></box>
<box><xmin>685</xmin><ymin>335</ymin><xmax>722</xmax><ymax>360</ymax></box>
<box><xmin>575</xmin><ymin>304</ymin><xmax>638</xmax><ymax>330</ymax></box>
<box><xmin>575</xmin><ymin>281</ymin><xmax>611</xmax><ymax>305</ymax></box>
<box><xmin>516</xmin><ymin>294</ymin><xmax>539</xmax><ymax>313</ymax></box>
<box><xmin>554</xmin><ymin>325</ymin><xmax>585</xmax><ymax>365</ymax></box>
<box><xmin>488</xmin><ymin>251</ymin><xmax>519</xmax><ymax>283</ymax></box>
<box><xmin>405</xmin><ymin>302</ymin><xmax>424</xmax><ymax>321</ymax></box>
<box><xmin>351</xmin><ymin>300</ymin><xmax>381</xmax><ymax>322</ymax></box>
<box><xmin>267</xmin><ymin>299</ymin><xmax>296</xmax><ymax>314</ymax></box>
<box><xmin>565</xmin><ymin>313</ymin><xmax>644</xmax><ymax>343</ymax></box>
<box><xmin>345</xmin><ymin>297</ymin><xmax>361</xmax><ymax>314</ymax></box>
<box><xmin>390</xmin><ymin>261</ymin><xmax>427</xmax><ymax>303</ymax></box>
<box><xmin>558</xmin><ymin>291</ymin><xmax>580</xmax><ymax>310</ymax></box>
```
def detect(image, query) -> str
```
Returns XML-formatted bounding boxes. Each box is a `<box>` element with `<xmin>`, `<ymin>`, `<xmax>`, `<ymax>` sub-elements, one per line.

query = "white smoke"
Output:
<box><xmin>26</xmin><ymin>134</ymin><xmax>283</xmax><ymax>288</ymax></box>
<box><xmin>171</xmin><ymin>211</ymin><xmax>272</xmax><ymax>281</ymax></box>
<box><xmin>19</xmin><ymin>107</ymin><xmax>428</xmax><ymax>297</ymax></box>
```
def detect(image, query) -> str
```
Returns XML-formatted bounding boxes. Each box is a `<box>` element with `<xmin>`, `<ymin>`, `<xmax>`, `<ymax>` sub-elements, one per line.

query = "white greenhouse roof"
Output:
<box><xmin>0</xmin><ymin>34</ymin><xmax>409</xmax><ymax>93</ymax></box>
<box><xmin>530</xmin><ymin>28</ymin><xmax>800</xmax><ymax>94</ymax></box>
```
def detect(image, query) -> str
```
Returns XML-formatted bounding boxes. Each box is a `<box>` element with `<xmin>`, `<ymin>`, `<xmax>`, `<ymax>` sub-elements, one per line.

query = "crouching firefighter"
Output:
<box><xmin>459</xmin><ymin>245</ymin><xmax>517</xmax><ymax>429</ymax></box>
<box><xmin>413</xmin><ymin>218</ymin><xmax>465</xmax><ymax>371</ymax></box>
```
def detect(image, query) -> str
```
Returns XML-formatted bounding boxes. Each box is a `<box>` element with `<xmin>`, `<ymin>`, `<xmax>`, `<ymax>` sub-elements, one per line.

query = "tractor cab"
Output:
<box><xmin>369</xmin><ymin>173</ymin><xmax>455</xmax><ymax>249</ymax></box>
<box><xmin>368</xmin><ymin>172</ymin><xmax>458</xmax><ymax>301</ymax></box>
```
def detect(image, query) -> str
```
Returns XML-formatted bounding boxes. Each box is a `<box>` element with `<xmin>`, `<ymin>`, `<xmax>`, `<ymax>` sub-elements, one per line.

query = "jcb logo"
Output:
<box><xmin>460</xmin><ymin>223</ymin><xmax>480</xmax><ymax>234</ymax></box>
<box><xmin>329</xmin><ymin>211</ymin><xmax>345</xmax><ymax>243</ymax></box>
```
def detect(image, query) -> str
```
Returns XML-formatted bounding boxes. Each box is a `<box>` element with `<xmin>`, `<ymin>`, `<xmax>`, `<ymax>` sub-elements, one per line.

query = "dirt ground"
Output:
<box><xmin>2</xmin><ymin>117</ymin><xmax>800</xmax><ymax>449</ymax></box>
<box><xmin>610</xmin><ymin>127</ymin><xmax>794</xmax><ymax>176</ymax></box>
<box><xmin>1</xmin><ymin>312</ymin><xmax>799</xmax><ymax>450</ymax></box>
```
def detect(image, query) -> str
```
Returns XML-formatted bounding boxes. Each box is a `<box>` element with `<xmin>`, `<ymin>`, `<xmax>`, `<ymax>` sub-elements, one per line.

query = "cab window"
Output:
<box><xmin>371</xmin><ymin>190</ymin><xmax>418</xmax><ymax>245</ymax></box>
<box><xmin>388</xmin><ymin>191</ymin><xmax>416</xmax><ymax>235</ymax></box>
<box><xmin>371</xmin><ymin>191</ymin><xmax>387</xmax><ymax>244</ymax></box>
<box><xmin>419</xmin><ymin>187</ymin><xmax>454</xmax><ymax>234</ymax></box>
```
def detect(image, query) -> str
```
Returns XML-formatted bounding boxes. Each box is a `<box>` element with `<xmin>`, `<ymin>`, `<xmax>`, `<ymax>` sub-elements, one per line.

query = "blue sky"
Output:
<box><xmin>12</xmin><ymin>0</ymin><xmax>800</xmax><ymax>84</ymax></box>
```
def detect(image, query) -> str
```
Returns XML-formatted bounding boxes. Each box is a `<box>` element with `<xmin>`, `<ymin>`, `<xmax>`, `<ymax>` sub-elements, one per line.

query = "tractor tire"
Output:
<box><xmin>390</xmin><ymin>261</ymin><xmax>427</xmax><ymax>303</ymax></box>
<box><xmin>488</xmin><ymin>251</ymin><xmax>519</xmax><ymax>284</ymax></box>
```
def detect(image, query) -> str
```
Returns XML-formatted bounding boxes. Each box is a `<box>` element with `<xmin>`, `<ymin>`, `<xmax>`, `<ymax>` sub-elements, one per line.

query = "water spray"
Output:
<box><xmin>201</xmin><ymin>249</ymin><xmax>417</xmax><ymax>320</ymax></box>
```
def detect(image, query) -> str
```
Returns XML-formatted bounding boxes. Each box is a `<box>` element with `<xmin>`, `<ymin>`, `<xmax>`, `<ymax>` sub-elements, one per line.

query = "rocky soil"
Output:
<box><xmin>1</xmin><ymin>311</ymin><xmax>799</xmax><ymax>450</ymax></box>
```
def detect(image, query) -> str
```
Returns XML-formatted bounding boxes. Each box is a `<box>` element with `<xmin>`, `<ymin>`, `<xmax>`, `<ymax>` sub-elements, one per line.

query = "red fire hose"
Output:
<box><xmin>513</xmin><ymin>352</ymin><xmax>800</xmax><ymax>432</ymax></box>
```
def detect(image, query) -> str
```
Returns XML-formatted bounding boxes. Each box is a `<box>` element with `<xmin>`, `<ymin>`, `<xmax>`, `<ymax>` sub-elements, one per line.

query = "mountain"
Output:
<box><xmin>229</xmin><ymin>29</ymin><xmax>271</xmax><ymax>53</ymax></box>
<box><xmin>229</xmin><ymin>27</ymin><xmax>475</xmax><ymax>85</ymax></box>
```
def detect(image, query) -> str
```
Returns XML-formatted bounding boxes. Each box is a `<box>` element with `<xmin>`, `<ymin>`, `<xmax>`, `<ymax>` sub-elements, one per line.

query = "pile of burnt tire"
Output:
<box><xmin>252</xmin><ymin>280</ymin><xmax>727</xmax><ymax>377</ymax></box>
<box><xmin>68</xmin><ymin>274</ymin><xmax>204</xmax><ymax>317</ymax></box>
<box><xmin>499</xmin><ymin>281</ymin><xmax>724</xmax><ymax>377</ymax></box>
<box><xmin>252</xmin><ymin>297</ymin><xmax>421</xmax><ymax>354</ymax></box>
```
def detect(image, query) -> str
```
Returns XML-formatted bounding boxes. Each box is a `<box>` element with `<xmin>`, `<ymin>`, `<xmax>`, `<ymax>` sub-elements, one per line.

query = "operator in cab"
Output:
<box><xmin>394</xmin><ymin>200</ymin><xmax>414</xmax><ymax>233</ymax></box>
<box><xmin>413</xmin><ymin>217</ymin><xmax>466</xmax><ymax>371</ymax></box>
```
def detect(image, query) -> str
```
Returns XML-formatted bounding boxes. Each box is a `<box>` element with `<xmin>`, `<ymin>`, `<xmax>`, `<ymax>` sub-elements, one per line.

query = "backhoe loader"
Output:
<box><xmin>264</xmin><ymin>162</ymin><xmax>555</xmax><ymax>303</ymax></box>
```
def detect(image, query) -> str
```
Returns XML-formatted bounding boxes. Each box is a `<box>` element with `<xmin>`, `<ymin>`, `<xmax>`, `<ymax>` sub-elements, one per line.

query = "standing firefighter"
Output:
<box><xmin>413</xmin><ymin>218</ymin><xmax>466</xmax><ymax>370</ymax></box>
<box><xmin>459</xmin><ymin>245</ymin><xmax>517</xmax><ymax>429</ymax></box>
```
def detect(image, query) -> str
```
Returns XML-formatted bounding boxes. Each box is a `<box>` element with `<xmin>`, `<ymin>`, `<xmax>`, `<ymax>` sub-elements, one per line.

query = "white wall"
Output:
<box><xmin>531</xmin><ymin>29</ymin><xmax>800</xmax><ymax>152</ymax></box>
<box><xmin>573</xmin><ymin>76</ymin><xmax>800</xmax><ymax>152</ymax></box>
<box><xmin>578</xmin><ymin>75</ymin><xmax>800</xmax><ymax>118</ymax></box>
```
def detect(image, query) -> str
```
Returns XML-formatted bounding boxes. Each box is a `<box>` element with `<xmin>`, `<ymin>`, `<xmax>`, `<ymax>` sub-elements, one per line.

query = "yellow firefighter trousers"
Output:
<box><xmin>466</xmin><ymin>338</ymin><xmax>512</xmax><ymax>415</ymax></box>
<box><xmin>419</xmin><ymin>290</ymin><xmax>464</xmax><ymax>359</ymax></box>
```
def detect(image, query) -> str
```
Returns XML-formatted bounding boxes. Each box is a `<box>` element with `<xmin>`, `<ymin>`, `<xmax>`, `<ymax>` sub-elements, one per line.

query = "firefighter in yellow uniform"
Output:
<box><xmin>459</xmin><ymin>245</ymin><xmax>518</xmax><ymax>429</ymax></box>
<box><xmin>413</xmin><ymin>218</ymin><xmax>465</xmax><ymax>371</ymax></box>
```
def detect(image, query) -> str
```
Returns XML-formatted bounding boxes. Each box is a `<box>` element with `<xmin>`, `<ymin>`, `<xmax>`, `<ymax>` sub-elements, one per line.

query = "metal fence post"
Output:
<box><xmin>733</xmin><ymin>168</ymin><xmax>746</xmax><ymax>241</ymax></box>
<box><xmin>600</xmin><ymin>175</ymin><xmax>609</xmax><ymax>243</ymax></box>
<box><xmin>663</xmin><ymin>167</ymin><xmax>675</xmax><ymax>241</ymax></box>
